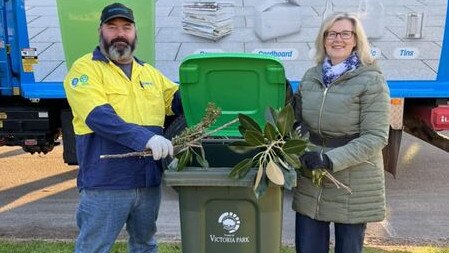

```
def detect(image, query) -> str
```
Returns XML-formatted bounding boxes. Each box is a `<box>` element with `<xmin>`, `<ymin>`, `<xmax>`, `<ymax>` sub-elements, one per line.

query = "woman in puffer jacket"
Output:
<box><xmin>292</xmin><ymin>12</ymin><xmax>390</xmax><ymax>253</ymax></box>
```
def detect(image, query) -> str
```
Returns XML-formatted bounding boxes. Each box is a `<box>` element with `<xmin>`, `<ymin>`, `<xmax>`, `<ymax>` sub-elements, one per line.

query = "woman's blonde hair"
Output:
<box><xmin>314</xmin><ymin>12</ymin><xmax>374</xmax><ymax>66</ymax></box>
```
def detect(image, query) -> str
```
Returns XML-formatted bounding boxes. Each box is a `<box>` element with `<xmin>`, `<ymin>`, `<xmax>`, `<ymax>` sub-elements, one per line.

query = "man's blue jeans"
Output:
<box><xmin>75</xmin><ymin>187</ymin><xmax>161</xmax><ymax>253</ymax></box>
<box><xmin>295</xmin><ymin>212</ymin><xmax>367</xmax><ymax>253</ymax></box>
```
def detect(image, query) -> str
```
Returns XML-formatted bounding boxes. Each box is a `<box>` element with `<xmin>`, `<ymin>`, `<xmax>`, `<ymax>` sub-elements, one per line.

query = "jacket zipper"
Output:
<box><xmin>314</xmin><ymin>73</ymin><xmax>344</xmax><ymax>217</ymax></box>
<box><xmin>315</xmin><ymin>86</ymin><xmax>329</xmax><ymax>218</ymax></box>
<box><xmin>315</xmin><ymin>187</ymin><xmax>323</xmax><ymax>218</ymax></box>
<box><xmin>313</xmin><ymin>72</ymin><xmax>354</xmax><ymax>218</ymax></box>
<box><xmin>317</xmin><ymin>87</ymin><xmax>329</xmax><ymax>137</ymax></box>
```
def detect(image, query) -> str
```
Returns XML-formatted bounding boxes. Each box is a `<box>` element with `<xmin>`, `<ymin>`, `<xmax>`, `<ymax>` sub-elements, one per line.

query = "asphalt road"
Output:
<box><xmin>1</xmin><ymin>132</ymin><xmax>449</xmax><ymax>246</ymax></box>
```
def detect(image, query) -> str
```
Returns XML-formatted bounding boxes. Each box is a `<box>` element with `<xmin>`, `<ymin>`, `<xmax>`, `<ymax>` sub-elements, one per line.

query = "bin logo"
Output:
<box><xmin>218</xmin><ymin>212</ymin><xmax>240</xmax><ymax>234</ymax></box>
<box><xmin>71</xmin><ymin>78</ymin><xmax>79</xmax><ymax>87</ymax></box>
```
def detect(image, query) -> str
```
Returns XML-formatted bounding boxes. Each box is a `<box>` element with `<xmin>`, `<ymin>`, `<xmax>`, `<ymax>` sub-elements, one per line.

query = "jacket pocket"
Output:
<box><xmin>105</xmin><ymin>88</ymin><xmax>129</xmax><ymax>117</ymax></box>
<box><xmin>139</xmin><ymin>86</ymin><xmax>165</xmax><ymax>125</ymax></box>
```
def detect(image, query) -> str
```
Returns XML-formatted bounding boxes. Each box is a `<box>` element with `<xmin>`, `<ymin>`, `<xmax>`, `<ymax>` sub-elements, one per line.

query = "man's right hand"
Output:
<box><xmin>145</xmin><ymin>135</ymin><xmax>173</xmax><ymax>160</ymax></box>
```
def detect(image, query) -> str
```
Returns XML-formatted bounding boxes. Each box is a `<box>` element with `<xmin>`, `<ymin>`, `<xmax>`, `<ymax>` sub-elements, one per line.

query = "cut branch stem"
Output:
<box><xmin>100</xmin><ymin>118</ymin><xmax>239</xmax><ymax>159</ymax></box>
<box><xmin>323</xmin><ymin>172</ymin><xmax>352</xmax><ymax>194</ymax></box>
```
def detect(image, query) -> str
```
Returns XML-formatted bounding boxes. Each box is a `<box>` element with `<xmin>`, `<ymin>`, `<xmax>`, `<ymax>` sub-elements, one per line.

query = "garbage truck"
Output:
<box><xmin>1</xmin><ymin>0</ymin><xmax>449</xmax><ymax>175</ymax></box>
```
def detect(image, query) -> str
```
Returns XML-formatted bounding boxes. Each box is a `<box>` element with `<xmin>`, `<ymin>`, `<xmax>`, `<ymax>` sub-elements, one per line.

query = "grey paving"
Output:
<box><xmin>1</xmin><ymin>132</ymin><xmax>449</xmax><ymax>246</ymax></box>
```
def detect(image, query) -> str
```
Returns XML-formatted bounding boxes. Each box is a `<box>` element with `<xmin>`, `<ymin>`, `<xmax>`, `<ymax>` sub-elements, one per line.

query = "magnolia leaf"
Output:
<box><xmin>265</xmin><ymin>107</ymin><xmax>279</xmax><ymax>126</ymax></box>
<box><xmin>264</xmin><ymin>123</ymin><xmax>278</xmax><ymax>141</ymax></box>
<box><xmin>189</xmin><ymin>147</ymin><xmax>209</xmax><ymax>169</ymax></box>
<box><xmin>276</xmin><ymin>104</ymin><xmax>295</xmax><ymax>137</ymax></box>
<box><xmin>238</xmin><ymin>113</ymin><xmax>262</xmax><ymax>133</ymax></box>
<box><xmin>266</xmin><ymin>160</ymin><xmax>285</xmax><ymax>185</ymax></box>
<box><xmin>167</xmin><ymin>158</ymin><xmax>179</xmax><ymax>171</ymax></box>
<box><xmin>244</xmin><ymin>130</ymin><xmax>266</xmax><ymax>146</ymax></box>
<box><xmin>254</xmin><ymin>174</ymin><xmax>269</xmax><ymax>199</ymax></box>
<box><xmin>254</xmin><ymin>163</ymin><xmax>264</xmax><ymax>191</ymax></box>
<box><xmin>290</xmin><ymin>129</ymin><xmax>300</xmax><ymax>139</ymax></box>
<box><xmin>283</xmin><ymin>168</ymin><xmax>297</xmax><ymax>190</ymax></box>
<box><xmin>199</xmin><ymin>145</ymin><xmax>206</xmax><ymax>158</ymax></box>
<box><xmin>228</xmin><ymin>141</ymin><xmax>258</xmax><ymax>154</ymax></box>
<box><xmin>176</xmin><ymin>148</ymin><xmax>192</xmax><ymax>171</ymax></box>
<box><xmin>229</xmin><ymin>158</ymin><xmax>253</xmax><ymax>179</ymax></box>
<box><xmin>195</xmin><ymin>153</ymin><xmax>209</xmax><ymax>168</ymax></box>
<box><xmin>275</xmin><ymin>156</ymin><xmax>293</xmax><ymax>171</ymax></box>
<box><xmin>283</xmin><ymin>139</ymin><xmax>308</xmax><ymax>154</ymax></box>
<box><xmin>282</xmin><ymin>152</ymin><xmax>302</xmax><ymax>169</ymax></box>
<box><xmin>238</xmin><ymin>125</ymin><xmax>247</xmax><ymax>136</ymax></box>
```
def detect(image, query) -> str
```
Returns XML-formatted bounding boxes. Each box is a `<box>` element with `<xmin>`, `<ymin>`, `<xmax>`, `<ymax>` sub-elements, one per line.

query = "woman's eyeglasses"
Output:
<box><xmin>325</xmin><ymin>31</ymin><xmax>355</xmax><ymax>40</ymax></box>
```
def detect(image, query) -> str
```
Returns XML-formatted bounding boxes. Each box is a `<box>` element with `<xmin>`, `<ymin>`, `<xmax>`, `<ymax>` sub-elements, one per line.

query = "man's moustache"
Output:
<box><xmin>111</xmin><ymin>38</ymin><xmax>129</xmax><ymax>45</ymax></box>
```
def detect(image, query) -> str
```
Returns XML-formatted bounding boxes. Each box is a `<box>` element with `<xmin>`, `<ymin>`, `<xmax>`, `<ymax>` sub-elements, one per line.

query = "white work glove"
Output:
<box><xmin>145</xmin><ymin>135</ymin><xmax>173</xmax><ymax>160</ymax></box>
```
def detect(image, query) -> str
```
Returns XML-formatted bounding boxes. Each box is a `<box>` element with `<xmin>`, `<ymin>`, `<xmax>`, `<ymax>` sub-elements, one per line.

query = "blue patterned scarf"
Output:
<box><xmin>322</xmin><ymin>52</ymin><xmax>361</xmax><ymax>87</ymax></box>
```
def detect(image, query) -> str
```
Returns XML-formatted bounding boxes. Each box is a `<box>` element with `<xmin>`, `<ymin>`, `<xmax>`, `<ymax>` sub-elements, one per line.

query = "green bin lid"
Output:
<box><xmin>179</xmin><ymin>53</ymin><xmax>286</xmax><ymax>137</ymax></box>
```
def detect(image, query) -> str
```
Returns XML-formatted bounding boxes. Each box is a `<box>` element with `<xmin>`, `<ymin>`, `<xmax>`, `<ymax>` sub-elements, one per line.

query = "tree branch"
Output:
<box><xmin>99</xmin><ymin>118</ymin><xmax>239</xmax><ymax>159</ymax></box>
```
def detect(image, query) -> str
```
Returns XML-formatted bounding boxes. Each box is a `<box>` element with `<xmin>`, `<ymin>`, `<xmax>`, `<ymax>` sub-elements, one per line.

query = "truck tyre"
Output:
<box><xmin>382</xmin><ymin>128</ymin><xmax>402</xmax><ymax>177</ymax></box>
<box><xmin>61</xmin><ymin>109</ymin><xmax>78</xmax><ymax>165</ymax></box>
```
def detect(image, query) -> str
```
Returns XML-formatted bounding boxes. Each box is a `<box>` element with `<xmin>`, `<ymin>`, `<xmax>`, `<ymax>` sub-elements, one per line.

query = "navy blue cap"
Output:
<box><xmin>100</xmin><ymin>3</ymin><xmax>134</xmax><ymax>25</ymax></box>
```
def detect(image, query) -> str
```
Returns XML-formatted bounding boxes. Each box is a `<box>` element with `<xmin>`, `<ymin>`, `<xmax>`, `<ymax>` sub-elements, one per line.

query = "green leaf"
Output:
<box><xmin>244</xmin><ymin>130</ymin><xmax>266</xmax><ymax>146</ymax></box>
<box><xmin>238</xmin><ymin>125</ymin><xmax>247</xmax><ymax>136</ymax></box>
<box><xmin>195</xmin><ymin>153</ymin><xmax>209</xmax><ymax>168</ymax></box>
<box><xmin>276</xmin><ymin>104</ymin><xmax>295</xmax><ymax>136</ymax></box>
<box><xmin>265</xmin><ymin>107</ymin><xmax>278</xmax><ymax>126</ymax></box>
<box><xmin>167</xmin><ymin>158</ymin><xmax>179</xmax><ymax>171</ymax></box>
<box><xmin>254</xmin><ymin>175</ymin><xmax>269</xmax><ymax>199</ymax></box>
<box><xmin>229</xmin><ymin>158</ymin><xmax>253</xmax><ymax>179</ymax></box>
<box><xmin>282</xmin><ymin>152</ymin><xmax>302</xmax><ymax>169</ymax></box>
<box><xmin>275</xmin><ymin>155</ymin><xmax>293</xmax><ymax>171</ymax></box>
<box><xmin>228</xmin><ymin>141</ymin><xmax>258</xmax><ymax>154</ymax></box>
<box><xmin>283</xmin><ymin>168</ymin><xmax>297</xmax><ymax>190</ymax></box>
<box><xmin>176</xmin><ymin>149</ymin><xmax>192</xmax><ymax>171</ymax></box>
<box><xmin>263</xmin><ymin>123</ymin><xmax>278</xmax><ymax>141</ymax></box>
<box><xmin>238</xmin><ymin>113</ymin><xmax>262</xmax><ymax>133</ymax></box>
<box><xmin>283</xmin><ymin>139</ymin><xmax>308</xmax><ymax>154</ymax></box>
<box><xmin>191</xmin><ymin>145</ymin><xmax>209</xmax><ymax>168</ymax></box>
<box><xmin>289</xmin><ymin>128</ymin><xmax>300</xmax><ymax>139</ymax></box>
<box><xmin>266</xmin><ymin>160</ymin><xmax>285</xmax><ymax>185</ymax></box>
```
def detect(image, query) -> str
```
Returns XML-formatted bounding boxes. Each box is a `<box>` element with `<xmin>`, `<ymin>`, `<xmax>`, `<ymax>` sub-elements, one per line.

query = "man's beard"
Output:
<box><xmin>100</xmin><ymin>34</ymin><xmax>136</xmax><ymax>63</ymax></box>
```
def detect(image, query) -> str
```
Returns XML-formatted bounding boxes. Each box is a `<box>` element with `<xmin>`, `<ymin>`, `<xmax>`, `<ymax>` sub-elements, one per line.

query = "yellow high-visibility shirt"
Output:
<box><xmin>64</xmin><ymin>50</ymin><xmax>179</xmax><ymax>135</ymax></box>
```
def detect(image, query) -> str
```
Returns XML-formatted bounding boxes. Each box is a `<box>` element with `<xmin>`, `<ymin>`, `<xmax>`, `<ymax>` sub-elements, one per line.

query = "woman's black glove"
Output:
<box><xmin>300</xmin><ymin>151</ymin><xmax>332</xmax><ymax>171</ymax></box>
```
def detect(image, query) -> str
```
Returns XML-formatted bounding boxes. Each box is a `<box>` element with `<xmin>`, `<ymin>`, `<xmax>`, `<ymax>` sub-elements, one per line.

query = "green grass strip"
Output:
<box><xmin>0</xmin><ymin>240</ymin><xmax>448</xmax><ymax>253</ymax></box>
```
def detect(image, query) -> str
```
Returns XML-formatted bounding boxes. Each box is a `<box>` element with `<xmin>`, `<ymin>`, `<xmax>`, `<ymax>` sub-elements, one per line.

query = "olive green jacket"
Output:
<box><xmin>292</xmin><ymin>63</ymin><xmax>390</xmax><ymax>224</ymax></box>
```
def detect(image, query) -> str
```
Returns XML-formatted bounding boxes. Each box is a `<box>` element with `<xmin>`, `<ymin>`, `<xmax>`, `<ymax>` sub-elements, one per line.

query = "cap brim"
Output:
<box><xmin>102</xmin><ymin>14</ymin><xmax>134</xmax><ymax>24</ymax></box>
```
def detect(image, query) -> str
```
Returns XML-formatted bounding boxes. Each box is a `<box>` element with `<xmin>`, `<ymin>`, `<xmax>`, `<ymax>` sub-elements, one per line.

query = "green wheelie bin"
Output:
<box><xmin>164</xmin><ymin>53</ymin><xmax>286</xmax><ymax>253</ymax></box>
<box><xmin>164</xmin><ymin>168</ymin><xmax>283</xmax><ymax>253</ymax></box>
